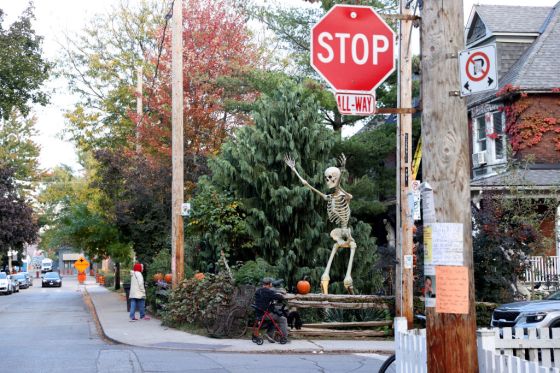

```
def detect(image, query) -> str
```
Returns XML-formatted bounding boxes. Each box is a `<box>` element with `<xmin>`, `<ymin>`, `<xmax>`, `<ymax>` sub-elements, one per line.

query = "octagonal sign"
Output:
<box><xmin>311</xmin><ymin>5</ymin><xmax>395</xmax><ymax>93</ymax></box>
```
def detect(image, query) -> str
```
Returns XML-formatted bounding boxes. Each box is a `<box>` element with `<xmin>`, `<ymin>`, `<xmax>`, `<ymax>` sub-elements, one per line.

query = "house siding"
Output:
<box><xmin>496</xmin><ymin>42</ymin><xmax>532</xmax><ymax>80</ymax></box>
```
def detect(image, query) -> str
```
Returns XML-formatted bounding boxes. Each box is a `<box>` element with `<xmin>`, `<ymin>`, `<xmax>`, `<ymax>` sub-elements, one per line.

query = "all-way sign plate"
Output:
<box><xmin>336</xmin><ymin>93</ymin><xmax>376</xmax><ymax>116</ymax></box>
<box><xmin>459</xmin><ymin>44</ymin><xmax>498</xmax><ymax>96</ymax></box>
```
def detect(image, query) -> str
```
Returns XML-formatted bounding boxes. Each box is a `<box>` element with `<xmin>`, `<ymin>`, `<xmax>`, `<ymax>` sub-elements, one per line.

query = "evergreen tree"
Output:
<box><xmin>209</xmin><ymin>81</ymin><xmax>381</xmax><ymax>293</ymax></box>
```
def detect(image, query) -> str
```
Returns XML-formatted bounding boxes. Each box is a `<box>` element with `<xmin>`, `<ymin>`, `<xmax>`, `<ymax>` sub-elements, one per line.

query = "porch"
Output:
<box><xmin>524</xmin><ymin>256</ymin><xmax>560</xmax><ymax>288</ymax></box>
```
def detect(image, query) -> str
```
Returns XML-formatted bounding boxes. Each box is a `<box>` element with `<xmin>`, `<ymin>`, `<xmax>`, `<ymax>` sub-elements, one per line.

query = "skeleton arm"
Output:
<box><xmin>284</xmin><ymin>155</ymin><xmax>327</xmax><ymax>200</ymax></box>
<box><xmin>338</xmin><ymin>186</ymin><xmax>353</xmax><ymax>201</ymax></box>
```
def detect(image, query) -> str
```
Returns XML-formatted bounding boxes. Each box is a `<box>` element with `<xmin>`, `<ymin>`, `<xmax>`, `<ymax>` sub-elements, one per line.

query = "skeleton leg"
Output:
<box><xmin>321</xmin><ymin>242</ymin><xmax>339</xmax><ymax>294</ymax></box>
<box><xmin>343</xmin><ymin>240</ymin><xmax>357</xmax><ymax>294</ymax></box>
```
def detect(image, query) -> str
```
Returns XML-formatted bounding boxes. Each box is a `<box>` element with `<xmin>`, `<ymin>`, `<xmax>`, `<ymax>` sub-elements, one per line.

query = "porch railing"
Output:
<box><xmin>524</xmin><ymin>256</ymin><xmax>560</xmax><ymax>284</ymax></box>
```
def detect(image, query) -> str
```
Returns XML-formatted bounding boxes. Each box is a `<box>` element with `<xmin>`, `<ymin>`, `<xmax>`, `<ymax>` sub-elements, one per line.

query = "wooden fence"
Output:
<box><xmin>284</xmin><ymin>293</ymin><xmax>393</xmax><ymax>338</ymax></box>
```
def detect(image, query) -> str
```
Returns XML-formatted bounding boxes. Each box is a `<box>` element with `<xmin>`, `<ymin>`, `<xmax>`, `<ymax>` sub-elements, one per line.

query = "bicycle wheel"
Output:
<box><xmin>378</xmin><ymin>354</ymin><xmax>396</xmax><ymax>373</ymax></box>
<box><xmin>226</xmin><ymin>307</ymin><xmax>248</xmax><ymax>338</ymax></box>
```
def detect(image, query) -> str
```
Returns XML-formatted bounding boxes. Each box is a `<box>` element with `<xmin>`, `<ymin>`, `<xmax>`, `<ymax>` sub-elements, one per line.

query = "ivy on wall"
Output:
<box><xmin>496</xmin><ymin>84</ymin><xmax>560</xmax><ymax>151</ymax></box>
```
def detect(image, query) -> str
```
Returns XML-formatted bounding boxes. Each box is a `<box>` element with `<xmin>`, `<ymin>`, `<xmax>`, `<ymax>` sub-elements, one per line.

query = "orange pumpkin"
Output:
<box><xmin>164</xmin><ymin>273</ymin><xmax>173</xmax><ymax>283</ymax></box>
<box><xmin>153</xmin><ymin>273</ymin><xmax>164</xmax><ymax>282</ymax></box>
<box><xmin>194</xmin><ymin>272</ymin><xmax>205</xmax><ymax>280</ymax></box>
<box><xmin>297</xmin><ymin>280</ymin><xmax>311</xmax><ymax>295</ymax></box>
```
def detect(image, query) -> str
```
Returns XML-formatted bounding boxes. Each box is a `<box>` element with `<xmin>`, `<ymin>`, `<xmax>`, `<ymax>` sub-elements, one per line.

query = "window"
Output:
<box><xmin>472</xmin><ymin>111</ymin><xmax>507</xmax><ymax>168</ymax></box>
<box><xmin>476</xmin><ymin>117</ymin><xmax>486</xmax><ymax>152</ymax></box>
<box><xmin>493</xmin><ymin>112</ymin><xmax>506</xmax><ymax>160</ymax></box>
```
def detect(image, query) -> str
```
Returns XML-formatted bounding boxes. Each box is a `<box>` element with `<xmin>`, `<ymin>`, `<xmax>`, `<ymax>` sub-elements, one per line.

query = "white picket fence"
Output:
<box><xmin>478</xmin><ymin>328</ymin><xmax>560</xmax><ymax>372</ymax></box>
<box><xmin>525</xmin><ymin>256</ymin><xmax>560</xmax><ymax>284</ymax></box>
<box><xmin>394</xmin><ymin>317</ymin><xmax>427</xmax><ymax>372</ymax></box>
<box><xmin>394</xmin><ymin>317</ymin><xmax>560</xmax><ymax>373</ymax></box>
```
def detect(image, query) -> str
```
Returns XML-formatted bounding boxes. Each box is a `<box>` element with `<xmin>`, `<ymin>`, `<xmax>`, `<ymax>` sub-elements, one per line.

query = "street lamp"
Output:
<box><xmin>7</xmin><ymin>249</ymin><xmax>18</xmax><ymax>274</ymax></box>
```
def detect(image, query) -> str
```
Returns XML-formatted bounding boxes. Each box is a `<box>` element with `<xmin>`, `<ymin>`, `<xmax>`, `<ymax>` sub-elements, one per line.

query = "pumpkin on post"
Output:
<box><xmin>297</xmin><ymin>279</ymin><xmax>311</xmax><ymax>295</ymax></box>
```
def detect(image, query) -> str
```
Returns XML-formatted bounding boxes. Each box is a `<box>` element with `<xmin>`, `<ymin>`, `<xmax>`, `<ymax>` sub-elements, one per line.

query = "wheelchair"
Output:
<box><xmin>251</xmin><ymin>303</ymin><xmax>288</xmax><ymax>345</ymax></box>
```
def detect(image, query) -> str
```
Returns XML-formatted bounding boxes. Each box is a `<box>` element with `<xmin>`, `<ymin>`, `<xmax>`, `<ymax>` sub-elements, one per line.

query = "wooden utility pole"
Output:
<box><xmin>136</xmin><ymin>65</ymin><xmax>142</xmax><ymax>153</ymax></box>
<box><xmin>421</xmin><ymin>1</ymin><xmax>478</xmax><ymax>371</ymax></box>
<box><xmin>171</xmin><ymin>0</ymin><xmax>184</xmax><ymax>289</ymax></box>
<box><xmin>395</xmin><ymin>0</ymin><xmax>414</xmax><ymax>327</ymax></box>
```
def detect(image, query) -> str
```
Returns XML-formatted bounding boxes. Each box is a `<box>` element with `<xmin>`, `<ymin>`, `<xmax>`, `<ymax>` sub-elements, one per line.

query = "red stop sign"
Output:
<box><xmin>311</xmin><ymin>5</ymin><xmax>395</xmax><ymax>93</ymax></box>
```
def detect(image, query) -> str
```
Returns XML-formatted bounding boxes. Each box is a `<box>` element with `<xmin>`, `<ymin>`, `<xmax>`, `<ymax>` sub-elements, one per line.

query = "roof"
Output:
<box><xmin>468</xmin><ymin>2</ymin><xmax>560</xmax><ymax>108</ymax></box>
<box><xmin>475</xmin><ymin>5</ymin><xmax>551</xmax><ymax>34</ymax></box>
<box><xmin>471</xmin><ymin>169</ymin><xmax>560</xmax><ymax>188</ymax></box>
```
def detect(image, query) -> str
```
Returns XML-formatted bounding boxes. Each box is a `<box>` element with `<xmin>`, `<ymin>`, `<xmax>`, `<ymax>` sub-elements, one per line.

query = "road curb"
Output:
<box><xmin>82</xmin><ymin>287</ymin><xmax>120</xmax><ymax>346</ymax></box>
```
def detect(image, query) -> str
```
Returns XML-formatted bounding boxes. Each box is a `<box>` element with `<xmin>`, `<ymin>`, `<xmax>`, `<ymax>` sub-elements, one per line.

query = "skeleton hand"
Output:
<box><xmin>338</xmin><ymin>153</ymin><xmax>347</xmax><ymax>169</ymax></box>
<box><xmin>284</xmin><ymin>155</ymin><xmax>296</xmax><ymax>171</ymax></box>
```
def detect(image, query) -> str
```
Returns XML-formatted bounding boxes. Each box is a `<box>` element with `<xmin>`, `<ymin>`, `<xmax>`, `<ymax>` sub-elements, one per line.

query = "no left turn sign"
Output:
<box><xmin>459</xmin><ymin>44</ymin><xmax>498</xmax><ymax>96</ymax></box>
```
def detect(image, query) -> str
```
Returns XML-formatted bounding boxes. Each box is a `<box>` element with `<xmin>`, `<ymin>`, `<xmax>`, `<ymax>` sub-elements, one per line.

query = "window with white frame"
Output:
<box><xmin>472</xmin><ymin>111</ymin><xmax>507</xmax><ymax>166</ymax></box>
<box><xmin>475</xmin><ymin>116</ymin><xmax>487</xmax><ymax>152</ymax></box>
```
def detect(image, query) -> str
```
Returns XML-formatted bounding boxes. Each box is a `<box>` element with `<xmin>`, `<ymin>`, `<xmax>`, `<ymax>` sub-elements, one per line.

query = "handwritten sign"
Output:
<box><xmin>436</xmin><ymin>266</ymin><xmax>469</xmax><ymax>314</ymax></box>
<box><xmin>430</xmin><ymin>223</ymin><xmax>464</xmax><ymax>266</ymax></box>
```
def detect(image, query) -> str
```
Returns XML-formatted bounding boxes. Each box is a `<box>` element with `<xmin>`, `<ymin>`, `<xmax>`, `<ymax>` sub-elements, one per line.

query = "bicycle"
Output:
<box><xmin>378</xmin><ymin>354</ymin><xmax>395</xmax><ymax>373</ymax></box>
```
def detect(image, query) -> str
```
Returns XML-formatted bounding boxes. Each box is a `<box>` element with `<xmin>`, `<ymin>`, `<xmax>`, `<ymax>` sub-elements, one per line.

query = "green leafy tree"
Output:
<box><xmin>0</xmin><ymin>5</ymin><xmax>50</xmax><ymax>119</ymax></box>
<box><xmin>186</xmin><ymin>177</ymin><xmax>255</xmax><ymax>273</ymax></box>
<box><xmin>60</xmin><ymin>0</ymin><xmax>166</xmax><ymax>151</ymax></box>
<box><xmin>0</xmin><ymin>112</ymin><xmax>41</xmax><ymax>195</ymax></box>
<box><xmin>208</xmin><ymin>81</ymin><xmax>381</xmax><ymax>293</ymax></box>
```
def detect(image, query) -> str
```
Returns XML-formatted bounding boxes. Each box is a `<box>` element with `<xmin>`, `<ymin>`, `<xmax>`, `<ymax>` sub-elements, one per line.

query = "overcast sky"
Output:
<box><xmin>0</xmin><ymin>0</ymin><xmax>557</xmax><ymax>171</ymax></box>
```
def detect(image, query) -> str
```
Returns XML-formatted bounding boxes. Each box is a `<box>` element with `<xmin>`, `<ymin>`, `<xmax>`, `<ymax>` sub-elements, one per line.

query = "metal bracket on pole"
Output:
<box><xmin>377</xmin><ymin>107</ymin><xmax>418</xmax><ymax>114</ymax></box>
<box><xmin>446</xmin><ymin>52</ymin><xmax>458</xmax><ymax>59</ymax></box>
<box><xmin>381</xmin><ymin>14</ymin><xmax>421</xmax><ymax>21</ymax></box>
<box><xmin>449</xmin><ymin>91</ymin><xmax>461</xmax><ymax>97</ymax></box>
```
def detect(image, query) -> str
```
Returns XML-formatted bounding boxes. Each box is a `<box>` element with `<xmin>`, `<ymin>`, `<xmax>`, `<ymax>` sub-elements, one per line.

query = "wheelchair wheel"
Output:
<box><xmin>252</xmin><ymin>335</ymin><xmax>263</xmax><ymax>345</ymax></box>
<box><xmin>279</xmin><ymin>336</ymin><xmax>287</xmax><ymax>344</ymax></box>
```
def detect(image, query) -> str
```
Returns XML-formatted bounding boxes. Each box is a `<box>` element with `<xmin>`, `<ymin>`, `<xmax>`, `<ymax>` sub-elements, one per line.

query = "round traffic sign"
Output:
<box><xmin>311</xmin><ymin>5</ymin><xmax>395</xmax><ymax>93</ymax></box>
<box><xmin>466</xmin><ymin>51</ymin><xmax>490</xmax><ymax>82</ymax></box>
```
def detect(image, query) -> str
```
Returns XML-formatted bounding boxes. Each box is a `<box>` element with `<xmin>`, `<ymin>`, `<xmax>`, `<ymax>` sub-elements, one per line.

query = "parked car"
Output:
<box><xmin>42</xmin><ymin>272</ymin><xmax>62</xmax><ymax>288</ymax></box>
<box><xmin>22</xmin><ymin>272</ymin><xmax>33</xmax><ymax>287</ymax></box>
<box><xmin>12</xmin><ymin>273</ymin><xmax>29</xmax><ymax>289</ymax></box>
<box><xmin>0</xmin><ymin>272</ymin><xmax>14</xmax><ymax>295</ymax></box>
<box><xmin>491</xmin><ymin>291</ymin><xmax>560</xmax><ymax>328</ymax></box>
<box><xmin>9</xmin><ymin>274</ymin><xmax>19</xmax><ymax>293</ymax></box>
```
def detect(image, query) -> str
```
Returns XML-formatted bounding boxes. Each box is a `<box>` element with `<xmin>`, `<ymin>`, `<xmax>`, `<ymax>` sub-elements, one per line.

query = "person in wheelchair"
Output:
<box><xmin>254</xmin><ymin>277</ymin><xmax>289</xmax><ymax>343</ymax></box>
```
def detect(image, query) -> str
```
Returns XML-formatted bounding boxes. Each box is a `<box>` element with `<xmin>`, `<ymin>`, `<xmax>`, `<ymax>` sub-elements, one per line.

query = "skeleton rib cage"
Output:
<box><xmin>326</xmin><ymin>192</ymin><xmax>350</xmax><ymax>229</ymax></box>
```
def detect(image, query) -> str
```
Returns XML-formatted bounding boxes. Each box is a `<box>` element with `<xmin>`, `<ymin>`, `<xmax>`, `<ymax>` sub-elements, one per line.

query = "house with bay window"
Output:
<box><xmin>465</xmin><ymin>3</ymin><xmax>560</xmax><ymax>283</ymax></box>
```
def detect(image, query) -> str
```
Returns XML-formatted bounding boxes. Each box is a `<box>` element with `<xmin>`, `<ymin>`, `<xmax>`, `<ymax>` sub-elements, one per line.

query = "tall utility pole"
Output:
<box><xmin>421</xmin><ymin>1</ymin><xmax>478</xmax><ymax>371</ymax></box>
<box><xmin>171</xmin><ymin>0</ymin><xmax>184</xmax><ymax>289</ymax></box>
<box><xmin>136</xmin><ymin>65</ymin><xmax>142</xmax><ymax>153</ymax></box>
<box><xmin>395</xmin><ymin>0</ymin><xmax>414</xmax><ymax>327</ymax></box>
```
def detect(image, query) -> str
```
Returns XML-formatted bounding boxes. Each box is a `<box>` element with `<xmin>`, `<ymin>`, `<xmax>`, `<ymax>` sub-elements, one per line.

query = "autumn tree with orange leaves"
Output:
<box><xmin>136</xmin><ymin>0</ymin><xmax>259</xmax><ymax>174</ymax></box>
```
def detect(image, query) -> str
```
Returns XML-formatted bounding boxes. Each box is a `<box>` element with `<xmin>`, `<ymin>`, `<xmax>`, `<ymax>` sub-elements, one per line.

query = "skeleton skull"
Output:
<box><xmin>324</xmin><ymin>167</ymin><xmax>341</xmax><ymax>189</ymax></box>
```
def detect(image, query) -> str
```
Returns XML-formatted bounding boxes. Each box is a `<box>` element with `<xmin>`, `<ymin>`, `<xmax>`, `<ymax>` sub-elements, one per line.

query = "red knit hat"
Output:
<box><xmin>133</xmin><ymin>263</ymin><xmax>143</xmax><ymax>272</ymax></box>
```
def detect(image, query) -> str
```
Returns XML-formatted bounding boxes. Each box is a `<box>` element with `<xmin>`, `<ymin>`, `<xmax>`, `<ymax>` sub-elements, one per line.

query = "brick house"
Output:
<box><xmin>465</xmin><ymin>3</ymin><xmax>560</xmax><ymax>280</ymax></box>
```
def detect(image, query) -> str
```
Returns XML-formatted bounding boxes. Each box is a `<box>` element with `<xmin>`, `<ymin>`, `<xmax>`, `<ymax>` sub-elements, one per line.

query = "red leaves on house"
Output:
<box><xmin>504</xmin><ymin>97</ymin><xmax>560</xmax><ymax>151</ymax></box>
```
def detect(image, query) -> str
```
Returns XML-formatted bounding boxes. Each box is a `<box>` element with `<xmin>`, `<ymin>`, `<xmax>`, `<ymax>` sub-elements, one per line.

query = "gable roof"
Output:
<box><xmin>468</xmin><ymin>3</ymin><xmax>560</xmax><ymax>108</ymax></box>
<box><xmin>474</xmin><ymin>5</ymin><xmax>551</xmax><ymax>34</ymax></box>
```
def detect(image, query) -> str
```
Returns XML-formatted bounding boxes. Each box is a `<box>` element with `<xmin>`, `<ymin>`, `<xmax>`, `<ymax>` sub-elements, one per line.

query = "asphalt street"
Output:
<box><xmin>0</xmin><ymin>276</ymin><xmax>395</xmax><ymax>373</ymax></box>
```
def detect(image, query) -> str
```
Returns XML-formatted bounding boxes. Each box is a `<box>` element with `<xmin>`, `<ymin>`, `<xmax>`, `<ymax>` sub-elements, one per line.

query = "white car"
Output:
<box><xmin>0</xmin><ymin>272</ymin><xmax>15</xmax><ymax>295</ymax></box>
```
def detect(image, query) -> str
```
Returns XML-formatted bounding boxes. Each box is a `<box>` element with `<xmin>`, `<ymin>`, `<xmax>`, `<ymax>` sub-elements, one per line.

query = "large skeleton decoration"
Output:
<box><xmin>284</xmin><ymin>154</ymin><xmax>356</xmax><ymax>294</ymax></box>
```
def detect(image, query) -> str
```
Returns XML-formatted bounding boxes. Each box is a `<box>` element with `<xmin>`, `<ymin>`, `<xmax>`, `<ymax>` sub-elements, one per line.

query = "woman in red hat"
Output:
<box><xmin>129</xmin><ymin>263</ymin><xmax>150</xmax><ymax>321</ymax></box>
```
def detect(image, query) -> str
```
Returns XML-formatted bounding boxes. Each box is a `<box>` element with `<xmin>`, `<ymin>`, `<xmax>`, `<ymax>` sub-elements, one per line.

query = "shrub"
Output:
<box><xmin>161</xmin><ymin>270</ymin><xmax>235</xmax><ymax>328</ymax></box>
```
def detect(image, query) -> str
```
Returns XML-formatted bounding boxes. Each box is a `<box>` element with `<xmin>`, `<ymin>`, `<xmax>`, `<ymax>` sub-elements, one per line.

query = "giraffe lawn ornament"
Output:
<box><xmin>284</xmin><ymin>154</ymin><xmax>356</xmax><ymax>294</ymax></box>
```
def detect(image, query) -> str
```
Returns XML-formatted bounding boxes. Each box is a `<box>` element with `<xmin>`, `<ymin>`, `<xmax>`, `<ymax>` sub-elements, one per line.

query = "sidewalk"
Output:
<box><xmin>82</xmin><ymin>278</ymin><xmax>395</xmax><ymax>354</ymax></box>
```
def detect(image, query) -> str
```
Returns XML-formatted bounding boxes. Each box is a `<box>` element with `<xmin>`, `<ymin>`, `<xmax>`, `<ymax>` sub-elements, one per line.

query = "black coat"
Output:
<box><xmin>254</xmin><ymin>287</ymin><xmax>284</xmax><ymax>317</ymax></box>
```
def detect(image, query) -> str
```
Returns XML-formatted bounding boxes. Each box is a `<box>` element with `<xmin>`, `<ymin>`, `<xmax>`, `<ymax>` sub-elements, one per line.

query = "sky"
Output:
<box><xmin>0</xmin><ymin>0</ymin><xmax>558</xmax><ymax>171</ymax></box>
